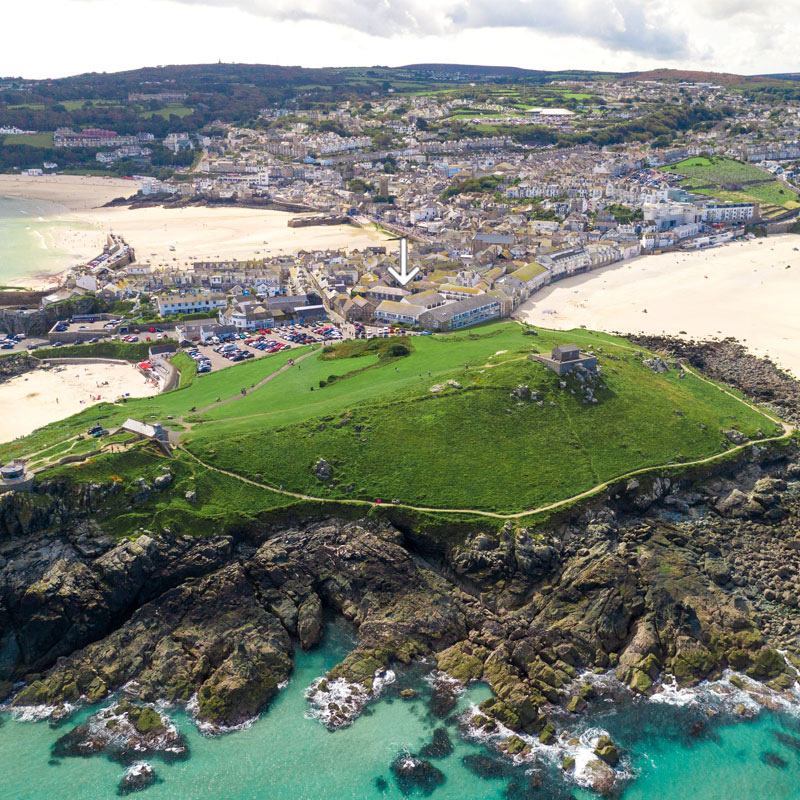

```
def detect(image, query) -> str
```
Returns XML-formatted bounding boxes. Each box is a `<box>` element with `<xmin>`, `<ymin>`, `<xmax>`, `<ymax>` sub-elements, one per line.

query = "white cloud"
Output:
<box><xmin>2</xmin><ymin>0</ymin><xmax>800</xmax><ymax>79</ymax></box>
<box><xmin>158</xmin><ymin>0</ymin><xmax>693</xmax><ymax>59</ymax></box>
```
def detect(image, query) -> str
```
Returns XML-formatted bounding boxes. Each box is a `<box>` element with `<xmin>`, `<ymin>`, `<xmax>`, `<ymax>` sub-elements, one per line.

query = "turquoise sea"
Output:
<box><xmin>0</xmin><ymin>195</ymin><xmax>90</xmax><ymax>286</ymax></box>
<box><xmin>2</xmin><ymin>619</ymin><xmax>800</xmax><ymax>800</ymax></box>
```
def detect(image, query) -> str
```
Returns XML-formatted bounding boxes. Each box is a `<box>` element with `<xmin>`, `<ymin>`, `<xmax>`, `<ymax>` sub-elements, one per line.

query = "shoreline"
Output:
<box><xmin>0</xmin><ymin>179</ymin><xmax>125</xmax><ymax>290</ymax></box>
<box><xmin>0</xmin><ymin>174</ymin><xmax>390</xmax><ymax>288</ymax></box>
<box><xmin>0</xmin><ymin>361</ymin><xmax>160</xmax><ymax>442</ymax></box>
<box><xmin>515</xmin><ymin>234</ymin><xmax>800</xmax><ymax>377</ymax></box>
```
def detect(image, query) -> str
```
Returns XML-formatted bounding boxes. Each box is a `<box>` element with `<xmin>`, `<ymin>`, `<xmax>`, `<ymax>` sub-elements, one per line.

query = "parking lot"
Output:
<box><xmin>183</xmin><ymin>322</ymin><xmax>347</xmax><ymax>373</ymax></box>
<box><xmin>0</xmin><ymin>333</ymin><xmax>48</xmax><ymax>353</ymax></box>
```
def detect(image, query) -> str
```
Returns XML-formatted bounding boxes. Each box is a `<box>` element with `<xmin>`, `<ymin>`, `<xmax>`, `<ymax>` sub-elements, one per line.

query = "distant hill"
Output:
<box><xmin>618</xmin><ymin>68</ymin><xmax>787</xmax><ymax>86</ymax></box>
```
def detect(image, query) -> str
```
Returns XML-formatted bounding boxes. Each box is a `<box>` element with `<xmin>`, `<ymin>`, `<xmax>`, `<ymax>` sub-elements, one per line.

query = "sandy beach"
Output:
<box><xmin>515</xmin><ymin>235</ymin><xmax>800</xmax><ymax>377</ymax></box>
<box><xmin>79</xmin><ymin>205</ymin><xmax>390</xmax><ymax>269</ymax></box>
<box><xmin>0</xmin><ymin>174</ymin><xmax>390</xmax><ymax>285</ymax></box>
<box><xmin>0</xmin><ymin>174</ymin><xmax>140</xmax><ymax>211</ymax></box>
<box><xmin>0</xmin><ymin>362</ymin><xmax>160</xmax><ymax>442</ymax></box>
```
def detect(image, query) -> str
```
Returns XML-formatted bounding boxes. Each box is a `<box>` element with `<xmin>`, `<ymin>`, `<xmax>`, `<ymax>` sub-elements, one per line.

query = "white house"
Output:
<box><xmin>702</xmin><ymin>202</ymin><xmax>756</xmax><ymax>223</ymax></box>
<box><xmin>155</xmin><ymin>291</ymin><xmax>227</xmax><ymax>316</ymax></box>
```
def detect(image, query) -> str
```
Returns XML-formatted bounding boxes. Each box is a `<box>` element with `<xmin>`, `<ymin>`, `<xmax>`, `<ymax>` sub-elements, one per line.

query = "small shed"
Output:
<box><xmin>552</xmin><ymin>344</ymin><xmax>580</xmax><ymax>363</ymax></box>
<box><xmin>121</xmin><ymin>418</ymin><xmax>168</xmax><ymax>442</ymax></box>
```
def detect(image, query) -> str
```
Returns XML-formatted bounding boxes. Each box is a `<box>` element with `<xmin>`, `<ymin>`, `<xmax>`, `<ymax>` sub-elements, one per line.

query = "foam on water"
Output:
<box><xmin>4</xmin><ymin>620</ymin><xmax>800</xmax><ymax>799</ymax></box>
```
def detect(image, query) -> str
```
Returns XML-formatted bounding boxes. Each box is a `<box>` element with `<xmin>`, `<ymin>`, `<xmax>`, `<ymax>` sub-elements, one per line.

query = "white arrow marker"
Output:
<box><xmin>387</xmin><ymin>238</ymin><xmax>420</xmax><ymax>287</ymax></box>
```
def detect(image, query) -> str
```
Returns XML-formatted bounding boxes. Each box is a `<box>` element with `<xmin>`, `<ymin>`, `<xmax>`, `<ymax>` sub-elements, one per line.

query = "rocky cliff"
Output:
<box><xmin>1</xmin><ymin>337</ymin><xmax>799</xmax><ymax>777</ymax></box>
<box><xmin>0</xmin><ymin>295</ymin><xmax>106</xmax><ymax>337</ymax></box>
<box><xmin>1</xmin><ymin>444</ymin><xmax>799</xmax><ymax>738</ymax></box>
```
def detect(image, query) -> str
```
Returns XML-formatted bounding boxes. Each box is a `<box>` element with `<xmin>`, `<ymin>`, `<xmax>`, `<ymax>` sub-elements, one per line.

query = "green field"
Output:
<box><xmin>6</xmin><ymin>322</ymin><xmax>784</xmax><ymax>534</ymax></box>
<box><xmin>138</xmin><ymin>103</ymin><xmax>194</xmax><ymax>119</ymax></box>
<box><xmin>185</xmin><ymin>331</ymin><xmax>774</xmax><ymax>513</ymax></box>
<box><xmin>662</xmin><ymin>157</ymin><xmax>800</xmax><ymax>208</ymax></box>
<box><xmin>1</xmin><ymin>132</ymin><xmax>54</xmax><ymax>147</ymax></box>
<box><xmin>663</xmin><ymin>157</ymin><xmax>772</xmax><ymax>185</ymax></box>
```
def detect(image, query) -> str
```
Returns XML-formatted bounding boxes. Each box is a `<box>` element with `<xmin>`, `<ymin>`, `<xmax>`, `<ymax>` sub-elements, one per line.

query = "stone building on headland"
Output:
<box><xmin>0</xmin><ymin>461</ymin><xmax>34</xmax><ymax>492</ymax></box>
<box><xmin>531</xmin><ymin>344</ymin><xmax>598</xmax><ymax>376</ymax></box>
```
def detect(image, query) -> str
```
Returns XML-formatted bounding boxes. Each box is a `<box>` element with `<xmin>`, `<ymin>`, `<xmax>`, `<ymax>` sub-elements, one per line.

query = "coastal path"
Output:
<box><xmin>179</xmin><ymin>363</ymin><xmax>796</xmax><ymax>521</ymax></box>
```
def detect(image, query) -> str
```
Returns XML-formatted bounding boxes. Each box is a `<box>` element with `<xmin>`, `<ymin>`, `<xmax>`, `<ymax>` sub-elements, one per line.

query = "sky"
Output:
<box><xmin>4</xmin><ymin>0</ymin><xmax>799</xmax><ymax>79</ymax></box>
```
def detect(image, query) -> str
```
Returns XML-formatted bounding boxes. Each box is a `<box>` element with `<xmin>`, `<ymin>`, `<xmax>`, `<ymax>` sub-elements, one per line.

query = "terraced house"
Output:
<box><xmin>420</xmin><ymin>292</ymin><xmax>502</xmax><ymax>331</ymax></box>
<box><xmin>155</xmin><ymin>290</ymin><xmax>227</xmax><ymax>316</ymax></box>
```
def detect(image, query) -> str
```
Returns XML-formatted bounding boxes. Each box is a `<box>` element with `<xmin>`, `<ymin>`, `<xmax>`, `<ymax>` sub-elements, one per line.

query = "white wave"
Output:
<box><xmin>649</xmin><ymin>670</ymin><xmax>800</xmax><ymax>716</ymax></box>
<box><xmin>305</xmin><ymin>668</ymin><xmax>396</xmax><ymax>729</ymax></box>
<box><xmin>185</xmin><ymin>693</ymin><xmax>260</xmax><ymax>736</ymax></box>
<box><xmin>30</xmin><ymin>230</ymin><xmax>48</xmax><ymax>250</ymax></box>
<box><xmin>10</xmin><ymin>701</ymin><xmax>77</xmax><ymax>723</ymax></box>
<box><xmin>461</xmin><ymin>703</ymin><xmax>634</xmax><ymax>793</ymax></box>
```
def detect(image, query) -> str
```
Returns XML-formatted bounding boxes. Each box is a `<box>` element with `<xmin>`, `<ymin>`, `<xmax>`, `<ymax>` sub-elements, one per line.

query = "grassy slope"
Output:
<box><xmin>5</xmin><ymin>323</ymin><xmax>781</xmax><ymax>521</ymax></box>
<box><xmin>0</xmin><ymin>347</ymin><xmax>303</xmax><ymax>462</ymax></box>
<box><xmin>45</xmin><ymin>446</ymin><xmax>296</xmax><ymax>538</ymax></box>
<box><xmin>185</xmin><ymin>334</ymin><xmax>773</xmax><ymax>513</ymax></box>
<box><xmin>662</xmin><ymin>157</ymin><xmax>800</xmax><ymax>208</ymax></box>
<box><xmin>34</xmin><ymin>340</ymin><xmax>173</xmax><ymax>362</ymax></box>
<box><xmin>2</xmin><ymin>132</ymin><xmax>54</xmax><ymax>147</ymax></box>
<box><xmin>170</xmin><ymin>352</ymin><xmax>197</xmax><ymax>390</ymax></box>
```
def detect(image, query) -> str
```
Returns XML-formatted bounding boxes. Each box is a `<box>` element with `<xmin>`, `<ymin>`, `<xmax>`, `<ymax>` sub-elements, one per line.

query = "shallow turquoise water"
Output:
<box><xmin>0</xmin><ymin>195</ymin><xmax>89</xmax><ymax>284</ymax></box>
<box><xmin>3</xmin><ymin>622</ymin><xmax>800</xmax><ymax>799</ymax></box>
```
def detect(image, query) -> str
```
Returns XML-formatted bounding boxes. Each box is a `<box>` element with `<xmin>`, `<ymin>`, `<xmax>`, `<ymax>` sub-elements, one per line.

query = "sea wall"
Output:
<box><xmin>0</xmin><ymin>296</ymin><xmax>105</xmax><ymax>337</ymax></box>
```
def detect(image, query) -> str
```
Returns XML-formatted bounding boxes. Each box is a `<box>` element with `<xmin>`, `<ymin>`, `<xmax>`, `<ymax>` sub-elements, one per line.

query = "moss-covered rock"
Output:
<box><xmin>594</xmin><ymin>735</ymin><xmax>620</xmax><ymax>766</ymax></box>
<box><xmin>747</xmin><ymin>647</ymin><xmax>786</xmax><ymax>681</ymax></box>
<box><xmin>436</xmin><ymin>641</ymin><xmax>487</xmax><ymax>683</ymax></box>
<box><xmin>504</xmin><ymin>735</ymin><xmax>528</xmax><ymax>756</ymax></box>
<box><xmin>727</xmin><ymin>649</ymin><xmax>751</xmax><ymax>671</ymax></box>
<box><xmin>566</xmin><ymin>695</ymin><xmax>587</xmax><ymax>713</ymax></box>
<box><xmin>538</xmin><ymin>723</ymin><xmax>556</xmax><ymax>745</ymax></box>
<box><xmin>670</xmin><ymin>645</ymin><xmax>719</xmax><ymax>684</ymax></box>
<box><xmin>628</xmin><ymin>669</ymin><xmax>653</xmax><ymax>693</ymax></box>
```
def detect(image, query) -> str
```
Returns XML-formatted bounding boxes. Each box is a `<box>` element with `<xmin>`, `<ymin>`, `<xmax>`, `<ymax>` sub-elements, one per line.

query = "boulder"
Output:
<box><xmin>594</xmin><ymin>735</ymin><xmax>620</xmax><ymax>767</ymax></box>
<box><xmin>297</xmin><ymin>593</ymin><xmax>324</xmax><ymax>650</ymax></box>
<box><xmin>312</xmin><ymin>458</ymin><xmax>332</xmax><ymax>481</ymax></box>
<box><xmin>461</xmin><ymin>753</ymin><xmax>514</xmax><ymax>779</ymax></box>
<box><xmin>704</xmin><ymin>557</ymin><xmax>731</xmax><ymax>586</ymax></box>
<box><xmin>118</xmin><ymin>761</ymin><xmax>159</xmax><ymax>795</ymax></box>
<box><xmin>716</xmin><ymin>489</ymin><xmax>748</xmax><ymax>516</ymax></box>
<box><xmin>581</xmin><ymin>758</ymin><xmax>616</xmax><ymax>795</ymax></box>
<box><xmin>511</xmin><ymin>385</ymin><xmax>532</xmax><ymax>401</ymax></box>
<box><xmin>643</xmin><ymin>357</ymin><xmax>669</xmax><ymax>373</ymax></box>
<box><xmin>153</xmin><ymin>473</ymin><xmax>172</xmax><ymax>490</ymax></box>
<box><xmin>419</xmin><ymin>728</ymin><xmax>453</xmax><ymax>759</ymax></box>
<box><xmin>723</xmin><ymin>429</ymin><xmax>748</xmax><ymax>445</ymax></box>
<box><xmin>391</xmin><ymin>753</ymin><xmax>445</xmax><ymax>795</ymax></box>
<box><xmin>52</xmin><ymin>702</ymin><xmax>188</xmax><ymax>764</ymax></box>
